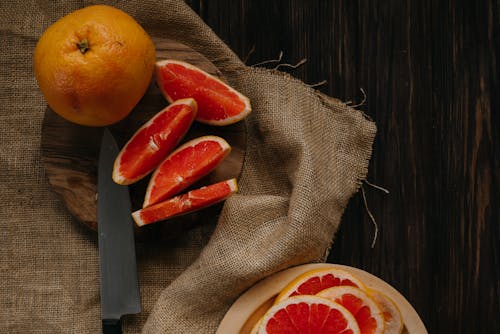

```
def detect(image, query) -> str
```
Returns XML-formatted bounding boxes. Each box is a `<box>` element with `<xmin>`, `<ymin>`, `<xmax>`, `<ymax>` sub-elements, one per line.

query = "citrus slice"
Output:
<box><xmin>317</xmin><ymin>286</ymin><xmax>385</xmax><ymax>334</ymax></box>
<box><xmin>112</xmin><ymin>98</ymin><xmax>197</xmax><ymax>185</ymax></box>
<box><xmin>369</xmin><ymin>290</ymin><xmax>404</xmax><ymax>334</ymax></box>
<box><xmin>156</xmin><ymin>59</ymin><xmax>251</xmax><ymax>125</ymax></box>
<box><xmin>132</xmin><ymin>178</ymin><xmax>238</xmax><ymax>226</ymax></box>
<box><xmin>258</xmin><ymin>295</ymin><xmax>360</xmax><ymax>334</ymax></box>
<box><xmin>275</xmin><ymin>268</ymin><xmax>366</xmax><ymax>304</ymax></box>
<box><xmin>143</xmin><ymin>135</ymin><xmax>231</xmax><ymax>207</ymax></box>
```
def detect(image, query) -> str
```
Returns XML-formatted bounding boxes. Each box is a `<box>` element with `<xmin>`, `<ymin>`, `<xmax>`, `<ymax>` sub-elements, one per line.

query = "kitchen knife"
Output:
<box><xmin>98</xmin><ymin>128</ymin><xmax>141</xmax><ymax>334</ymax></box>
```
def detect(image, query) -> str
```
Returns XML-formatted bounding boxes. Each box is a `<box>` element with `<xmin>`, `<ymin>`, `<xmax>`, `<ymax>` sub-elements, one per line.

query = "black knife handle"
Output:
<box><xmin>103</xmin><ymin>318</ymin><xmax>122</xmax><ymax>334</ymax></box>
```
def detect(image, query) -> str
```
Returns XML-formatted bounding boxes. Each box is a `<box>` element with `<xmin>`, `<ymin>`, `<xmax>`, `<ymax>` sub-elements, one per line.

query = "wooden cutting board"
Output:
<box><xmin>217</xmin><ymin>263</ymin><xmax>427</xmax><ymax>334</ymax></box>
<box><xmin>40</xmin><ymin>37</ymin><xmax>246</xmax><ymax>241</ymax></box>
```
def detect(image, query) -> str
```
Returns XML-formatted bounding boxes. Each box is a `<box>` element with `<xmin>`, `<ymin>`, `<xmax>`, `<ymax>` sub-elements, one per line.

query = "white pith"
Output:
<box><xmin>131</xmin><ymin>210</ymin><xmax>144</xmax><ymax>227</ymax></box>
<box><xmin>148</xmin><ymin>139</ymin><xmax>160</xmax><ymax>151</ymax></box>
<box><xmin>226</xmin><ymin>178</ymin><xmax>238</xmax><ymax>192</ymax></box>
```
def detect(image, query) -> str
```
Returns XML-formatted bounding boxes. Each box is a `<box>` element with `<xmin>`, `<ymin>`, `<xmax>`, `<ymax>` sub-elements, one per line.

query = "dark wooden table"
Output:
<box><xmin>186</xmin><ymin>1</ymin><xmax>499</xmax><ymax>332</ymax></box>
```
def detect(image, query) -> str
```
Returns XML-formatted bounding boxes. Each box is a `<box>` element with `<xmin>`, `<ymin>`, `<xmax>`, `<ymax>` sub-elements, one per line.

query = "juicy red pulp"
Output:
<box><xmin>291</xmin><ymin>275</ymin><xmax>359</xmax><ymax>297</ymax></box>
<box><xmin>336</xmin><ymin>294</ymin><xmax>379</xmax><ymax>334</ymax></box>
<box><xmin>159</xmin><ymin>63</ymin><xmax>246</xmax><ymax>121</ymax></box>
<box><xmin>137</xmin><ymin>179</ymin><xmax>235</xmax><ymax>225</ymax></box>
<box><xmin>266</xmin><ymin>302</ymin><xmax>355</xmax><ymax>334</ymax></box>
<box><xmin>146</xmin><ymin>139</ymin><xmax>228</xmax><ymax>206</ymax></box>
<box><xmin>118</xmin><ymin>104</ymin><xmax>194</xmax><ymax>180</ymax></box>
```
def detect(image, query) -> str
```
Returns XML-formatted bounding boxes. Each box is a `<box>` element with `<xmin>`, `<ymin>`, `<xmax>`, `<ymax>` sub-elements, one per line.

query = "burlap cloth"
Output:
<box><xmin>0</xmin><ymin>1</ymin><xmax>376</xmax><ymax>333</ymax></box>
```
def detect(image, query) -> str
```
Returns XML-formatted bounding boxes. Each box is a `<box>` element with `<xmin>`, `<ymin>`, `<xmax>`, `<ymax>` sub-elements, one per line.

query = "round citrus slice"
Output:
<box><xmin>132</xmin><ymin>178</ymin><xmax>238</xmax><ymax>226</ymax></box>
<box><xmin>112</xmin><ymin>98</ymin><xmax>197</xmax><ymax>185</ymax></box>
<box><xmin>143</xmin><ymin>135</ymin><xmax>231</xmax><ymax>207</ymax></box>
<box><xmin>156</xmin><ymin>59</ymin><xmax>251</xmax><ymax>125</ymax></box>
<box><xmin>275</xmin><ymin>268</ymin><xmax>366</xmax><ymax>304</ymax></box>
<box><xmin>258</xmin><ymin>295</ymin><xmax>360</xmax><ymax>334</ymax></box>
<box><xmin>317</xmin><ymin>286</ymin><xmax>385</xmax><ymax>334</ymax></box>
<box><xmin>369</xmin><ymin>290</ymin><xmax>404</xmax><ymax>334</ymax></box>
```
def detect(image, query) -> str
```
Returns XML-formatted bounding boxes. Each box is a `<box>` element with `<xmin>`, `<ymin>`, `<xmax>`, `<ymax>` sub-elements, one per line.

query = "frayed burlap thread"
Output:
<box><xmin>0</xmin><ymin>1</ymin><xmax>376</xmax><ymax>333</ymax></box>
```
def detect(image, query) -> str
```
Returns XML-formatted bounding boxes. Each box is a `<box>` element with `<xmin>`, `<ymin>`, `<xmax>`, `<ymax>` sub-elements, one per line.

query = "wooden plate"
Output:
<box><xmin>40</xmin><ymin>37</ymin><xmax>246</xmax><ymax>241</ymax></box>
<box><xmin>216</xmin><ymin>263</ymin><xmax>427</xmax><ymax>334</ymax></box>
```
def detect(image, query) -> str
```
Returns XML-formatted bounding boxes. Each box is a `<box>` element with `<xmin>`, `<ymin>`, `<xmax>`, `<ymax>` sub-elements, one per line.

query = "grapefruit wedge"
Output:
<box><xmin>112</xmin><ymin>98</ymin><xmax>197</xmax><ymax>185</ymax></box>
<box><xmin>132</xmin><ymin>178</ymin><xmax>238</xmax><ymax>227</ymax></box>
<box><xmin>274</xmin><ymin>268</ymin><xmax>366</xmax><ymax>304</ymax></box>
<box><xmin>156</xmin><ymin>60</ymin><xmax>251</xmax><ymax>125</ymax></box>
<box><xmin>317</xmin><ymin>286</ymin><xmax>385</xmax><ymax>334</ymax></box>
<box><xmin>258</xmin><ymin>295</ymin><xmax>361</xmax><ymax>334</ymax></box>
<box><xmin>143</xmin><ymin>135</ymin><xmax>231</xmax><ymax>208</ymax></box>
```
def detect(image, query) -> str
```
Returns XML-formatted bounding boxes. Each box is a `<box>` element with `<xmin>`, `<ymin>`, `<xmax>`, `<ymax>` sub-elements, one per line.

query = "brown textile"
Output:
<box><xmin>0</xmin><ymin>1</ymin><xmax>376</xmax><ymax>333</ymax></box>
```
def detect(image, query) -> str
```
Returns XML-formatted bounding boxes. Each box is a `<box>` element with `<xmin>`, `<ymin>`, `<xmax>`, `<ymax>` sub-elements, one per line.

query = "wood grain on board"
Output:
<box><xmin>41</xmin><ymin>38</ymin><xmax>246</xmax><ymax>240</ymax></box>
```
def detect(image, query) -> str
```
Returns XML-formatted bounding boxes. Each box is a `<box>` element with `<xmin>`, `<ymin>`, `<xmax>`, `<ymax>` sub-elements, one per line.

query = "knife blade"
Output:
<box><xmin>98</xmin><ymin>128</ymin><xmax>141</xmax><ymax>334</ymax></box>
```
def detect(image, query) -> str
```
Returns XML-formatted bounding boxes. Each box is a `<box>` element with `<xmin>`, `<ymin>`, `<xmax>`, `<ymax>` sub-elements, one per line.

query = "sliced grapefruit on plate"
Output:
<box><xmin>317</xmin><ymin>286</ymin><xmax>385</xmax><ymax>334</ymax></box>
<box><xmin>132</xmin><ymin>178</ymin><xmax>238</xmax><ymax>226</ymax></box>
<box><xmin>274</xmin><ymin>268</ymin><xmax>366</xmax><ymax>304</ymax></box>
<box><xmin>216</xmin><ymin>263</ymin><xmax>427</xmax><ymax>334</ymax></box>
<box><xmin>258</xmin><ymin>295</ymin><xmax>360</xmax><ymax>334</ymax></box>
<box><xmin>156</xmin><ymin>59</ymin><xmax>251</xmax><ymax>125</ymax></box>
<box><xmin>143</xmin><ymin>135</ymin><xmax>231</xmax><ymax>207</ymax></box>
<box><xmin>112</xmin><ymin>98</ymin><xmax>197</xmax><ymax>185</ymax></box>
<box><xmin>369</xmin><ymin>290</ymin><xmax>404</xmax><ymax>334</ymax></box>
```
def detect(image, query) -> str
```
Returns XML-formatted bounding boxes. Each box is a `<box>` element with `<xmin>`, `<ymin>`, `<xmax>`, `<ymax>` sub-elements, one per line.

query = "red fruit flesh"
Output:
<box><xmin>143</xmin><ymin>135</ymin><xmax>231</xmax><ymax>208</ymax></box>
<box><xmin>336</xmin><ymin>294</ymin><xmax>380</xmax><ymax>334</ymax></box>
<box><xmin>112</xmin><ymin>98</ymin><xmax>197</xmax><ymax>185</ymax></box>
<box><xmin>132</xmin><ymin>178</ymin><xmax>238</xmax><ymax>226</ymax></box>
<box><xmin>156</xmin><ymin>60</ymin><xmax>251</xmax><ymax>125</ymax></box>
<box><xmin>262</xmin><ymin>296</ymin><xmax>359</xmax><ymax>334</ymax></box>
<box><xmin>292</xmin><ymin>275</ymin><xmax>360</xmax><ymax>297</ymax></box>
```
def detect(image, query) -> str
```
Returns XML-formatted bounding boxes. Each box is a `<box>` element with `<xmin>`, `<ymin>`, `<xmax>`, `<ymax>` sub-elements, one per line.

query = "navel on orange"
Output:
<box><xmin>34</xmin><ymin>5</ymin><xmax>156</xmax><ymax>126</ymax></box>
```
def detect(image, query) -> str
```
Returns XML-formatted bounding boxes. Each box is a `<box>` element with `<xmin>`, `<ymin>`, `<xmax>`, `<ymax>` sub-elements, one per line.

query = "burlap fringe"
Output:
<box><xmin>246</xmin><ymin>48</ymin><xmax>387</xmax><ymax>250</ymax></box>
<box><xmin>247</xmin><ymin>50</ymin><xmax>321</xmax><ymax>86</ymax></box>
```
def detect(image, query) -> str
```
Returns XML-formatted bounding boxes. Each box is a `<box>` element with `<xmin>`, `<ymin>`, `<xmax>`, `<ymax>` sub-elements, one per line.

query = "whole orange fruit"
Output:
<box><xmin>34</xmin><ymin>5</ymin><xmax>156</xmax><ymax>126</ymax></box>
